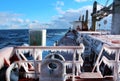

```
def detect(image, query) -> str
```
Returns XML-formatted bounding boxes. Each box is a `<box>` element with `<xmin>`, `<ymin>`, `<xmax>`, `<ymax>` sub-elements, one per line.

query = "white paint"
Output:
<box><xmin>111</xmin><ymin>14</ymin><xmax>120</xmax><ymax>34</ymax></box>
<box><xmin>71</xmin><ymin>21</ymin><xmax>82</xmax><ymax>30</ymax></box>
<box><xmin>0</xmin><ymin>47</ymin><xmax>14</xmax><ymax>69</ymax></box>
<box><xmin>42</xmin><ymin>29</ymin><xmax>46</xmax><ymax>46</ymax></box>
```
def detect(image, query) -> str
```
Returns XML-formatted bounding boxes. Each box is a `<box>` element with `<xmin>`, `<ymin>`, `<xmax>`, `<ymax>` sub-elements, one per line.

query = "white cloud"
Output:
<box><xmin>24</xmin><ymin>19</ymin><xmax>30</xmax><ymax>23</ymax></box>
<box><xmin>74</xmin><ymin>0</ymin><xmax>89</xmax><ymax>3</ymax></box>
<box><xmin>11</xmin><ymin>18</ymin><xmax>24</xmax><ymax>24</ymax></box>
<box><xmin>55</xmin><ymin>1</ymin><xmax>65</xmax><ymax>14</ymax></box>
<box><xmin>56</xmin><ymin>7</ymin><xmax>65</xmax><ymax>14</ymax></box>
<box><xmin>75</xmin><ymin>0</ymin><xmax>87</xmax><ymax>2</ymax></box>
<box><xmin>0</xmin><ymin>12</ymin><xmax>27</xmax><ymax>29</ymax></box>
<box><xmin>56</xmin><ymin>1</ymin><xmax>64</xmax><ymax>7</ymax></box>
<box><xmin>0</xmin><ymin>4</ymin><xmax>111</xmax><ymax>30</ymax></box>
<box><xmin>0</xmin><ymin>12</ymin><xmax>45</xmax><ymax>29</ymax></box>
<box><xmin>32</xmin><ymin>20</ymin><xmax>39</xmax><ymax>23</ymax></box>
<box><xmin>50</xmin><ymin>5</ymin><xmax>93</xmax><ymax>29</ymax></box>
<box><xmin>53</xmin><ymin>1</ymin><xmax>93</xmax><ymax>29</ymax></box>
<box><xmin>29</xmin><ymin>22</ymin><xmax>49</xmax><ymax>29</ymax></box>
<box><xmin>50</xmin><ymin>4</ymin><xmax>112</xmax><ymax>29</ymax></box>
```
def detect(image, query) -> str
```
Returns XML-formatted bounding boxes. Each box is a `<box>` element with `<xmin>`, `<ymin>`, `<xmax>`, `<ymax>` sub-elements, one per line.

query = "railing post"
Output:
<box><xmin>33</xmin><ymin>48</ymin><xmax>38</xmax><ymax>79</ymax></box>
<box><xmin>92</xmin><ymin>46</ymin><xmax>104</xmax><ymax>72</ymax></box>
<box><xmin>72</xmin><ymin>49</ymin><xmax>76</xmax><ymax>81</ymax></box>
<box><xmin>14</xmin><ymin>46</ymin><xmax>83</xmax><ymax>80</ymax></box>
<box><xmin>76</xmin><ymin>49</ymin><xmax>82</xmax><ymax>75</ymax></box>
<box><xmin>114</xmin><ymin>49</ymin><xmax>120</xmax><ymax>81</ymax></box>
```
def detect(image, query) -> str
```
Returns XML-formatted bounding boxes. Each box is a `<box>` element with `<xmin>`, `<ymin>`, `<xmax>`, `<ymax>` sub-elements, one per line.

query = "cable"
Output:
<box><xmin>105</xmin><ymin>0</ymin><xmax>110</xmax><ymax>7</ymax></box>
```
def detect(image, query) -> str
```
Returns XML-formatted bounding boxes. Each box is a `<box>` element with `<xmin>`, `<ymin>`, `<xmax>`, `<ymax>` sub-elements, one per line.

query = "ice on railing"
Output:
<box><xmin>118</xmin><ymin>64</ymin><xmax>120</xmax><ymax>74</ymax></box>
<box><xmin>50</xmin><ymin>49</ymin><xmax>75</xmax><ymax>53</ymax></box>
<box><xmin>104</xmin><ymin>47</ymin><xmax>116</xmax><ymax>55</ymax></box>
<box><xmin>66</xmin><ymin>63</ymin><xmax>72</xmax><ymax>69</ymax></box>
<box><xmin>32</xmin><ymin>49</ymin><xmax>43</xmax><ymax>60</ymax></box>
<box><xmin>65</xmin><ymin>62</ymin><xmax>82</xmax><ymax>75</ymax></box>
<box><xmin>16</xmin><ymin>48</ymin><xmax>83</xmax><ymax>60</ymax></box>
<box><xmin>101</xmin><ymin>56</ymin><xmax>114</xmax><ymax>68</ymax></box>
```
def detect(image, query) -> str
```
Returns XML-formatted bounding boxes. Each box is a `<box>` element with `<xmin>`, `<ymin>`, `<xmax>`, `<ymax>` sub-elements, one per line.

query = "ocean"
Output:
<box><xmin>0</xmin><ymin>29</ymin><xmax>67</xmax><ymax>49</ymax></box>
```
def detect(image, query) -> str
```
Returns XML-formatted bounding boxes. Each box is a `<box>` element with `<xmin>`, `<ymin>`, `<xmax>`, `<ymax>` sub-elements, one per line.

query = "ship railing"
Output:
<box><xmin>6</xmin><ymin>59</ymin><xmax>84</xmax><ymax>81</ymax></box>
<box><xmin>12</xmin><ymin>46</ymin><xmax>83</xmax><ymax>81</ymax></box>
<box><xmin>92</xmin><ymin>44</ymin><xmax>120</xmax><ymax>81</ymax></box>
<box><xmin>15</xmin><ymin>46</ymin><xmax>83</xmax><ymax>59</ymax></box>
<box><xmin>6</xmin><ymin>61</ymin><xmax>41</xmax><ymax>81</ymax></box>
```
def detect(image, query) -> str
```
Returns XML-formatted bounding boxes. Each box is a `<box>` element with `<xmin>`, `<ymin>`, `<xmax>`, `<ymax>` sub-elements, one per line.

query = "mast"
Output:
<box><xmin>82</xmin><ymin>15</ymin><xmax>84</xmax><ymax>30</ymax></box>
<box><xmin>85</xmin><ymin>10</ymin><xmax>88</xmax><ymax>30</ymax></box>
<box><xmin>90</xmin><ymin>1</ymin><xmax>97</xmax><ymax>31</ymax></box>
<box><xmin>111</xmin><ymin>0</ymin><xmax>120</xmax><ymax>35</ymax></box>
<box><xmin>85</xmin><ymin>10</ymin><xmax>88</xmax><ymax>25</ymax></box>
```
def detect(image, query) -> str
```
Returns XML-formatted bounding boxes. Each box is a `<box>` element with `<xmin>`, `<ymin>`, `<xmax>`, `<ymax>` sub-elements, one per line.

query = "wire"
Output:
<box><xmin>97</xmin><ymin>1</ymin><xmax>104</xmax><ymax>7</ymax></box>
<box><xmin>94</xmin><ymin>0</ymin><xmax>111</xmax><ymax>7</ymax></box>
<box><xmin>105</xmin><ymin>0</ymin><xmax>110</xmax><ymax>7</ymax></box>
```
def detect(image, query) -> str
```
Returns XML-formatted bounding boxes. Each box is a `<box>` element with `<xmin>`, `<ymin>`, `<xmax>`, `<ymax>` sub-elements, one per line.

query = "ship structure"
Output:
<box><xmin>0</xmin><ymin>0</ymin><xmax>120</xmax><ymax>81</ymax></box>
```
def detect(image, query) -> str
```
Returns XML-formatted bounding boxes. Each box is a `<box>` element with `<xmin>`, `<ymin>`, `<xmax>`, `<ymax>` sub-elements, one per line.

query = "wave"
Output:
<box><xmin>0</xmin><ymin>29</ymin><xmax>67</xmax><ymax>48</ymax></box>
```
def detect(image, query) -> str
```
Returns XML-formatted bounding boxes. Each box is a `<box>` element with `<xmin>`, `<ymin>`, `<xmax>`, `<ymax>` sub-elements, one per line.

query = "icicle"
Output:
<box><xmin>102</xmin><ymin>56</ymin><xmax>114</xmax><ymax>68</ymax></box>
<box><xmin>35</xmin><ymin>49</ymin><xmax>43</xmax><ymax>60</ymax></box>
<box><xmin>104</xmin><ymin>47</ymin><xmax>116</xmax><ymax>55</ymax></box>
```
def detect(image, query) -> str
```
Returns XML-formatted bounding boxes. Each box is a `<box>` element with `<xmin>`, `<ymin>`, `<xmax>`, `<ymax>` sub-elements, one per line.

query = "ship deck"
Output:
<box><xmin>19</xmin><ymin>77</ymin><xmax>114</xmax><ymax>81</ymax></box>
<box><xmin>89</xmin><ymin>35</ymin><xmax>120</xmax><ymax>46</ymax></box>
<box><xmin>2</xmin><ymin>37</ymin><xmax>120</xmax><ymax>81</ymax></box>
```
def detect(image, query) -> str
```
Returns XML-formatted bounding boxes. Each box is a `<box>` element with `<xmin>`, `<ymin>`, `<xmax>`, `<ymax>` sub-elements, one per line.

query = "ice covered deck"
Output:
<box><xmin>90</xmin><ymin>35</ymin><xmax>120</xmax><ymax>81</ymax></box>
<box><xmin>89</xmin><ymin>35</ymin><xmax>120</xmax><ymax>47</ymax></box>
<box><xmin>19</xmin><ymin>76</ymin><xmax>114</xmax><ymax>81</ymax></box>
<box><xmin>5</xmin><ymin>45</ymin><xmax>117</xmax><ymax>81</ymax></box>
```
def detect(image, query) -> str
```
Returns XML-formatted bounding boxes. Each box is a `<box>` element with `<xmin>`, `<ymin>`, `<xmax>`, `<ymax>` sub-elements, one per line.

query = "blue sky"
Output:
<box><xmin>0</xmin><ymin>0</ymin><xmax>113</xmax><ymax>29</ymax></box>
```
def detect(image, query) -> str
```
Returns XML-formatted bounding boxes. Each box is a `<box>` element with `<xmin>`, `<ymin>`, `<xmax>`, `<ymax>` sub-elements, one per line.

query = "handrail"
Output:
<box><xmin>103</xmin><ymin>44</ymin><xmax>120</xmax><ymax>49</ymax></box>
<box><xmin>15</xmin><ymin>46</ymin><xmax>83</xmax><ymax>50</ymax></box>
<box><xmin>99</xmin><ymin>56</ymin><xmax>115</xmax><ymax>67</ymax></box>
<box><xmin>92</xmin><ymin>46</ymin><xmax>104</xmax><ymax>72</ymax></box>
<box><xmin>6</xmin><ymin>62</ymin><xmax>18</xmax><ymax>81</ymax></box>
<box><xmin>6</xmin><ymin>46</ymin><xmax>84</xmax><ymax>81</ymax></box>
<box><xmin>6</xmin><ymin>59</ymin><xmax>84</xmax><ymax>81</ymax></box>
<box><xmin>92</xmin><ymin>44</ymin><xmax>120</xmax><ymax>81</ymax></box>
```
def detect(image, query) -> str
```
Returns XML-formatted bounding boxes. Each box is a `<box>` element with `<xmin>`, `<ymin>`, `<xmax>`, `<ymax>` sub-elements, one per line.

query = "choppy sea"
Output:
<box><xmin>0</xmin><ymin>29</ymin><xmax>67</xmax><ymax>49</ymax></box>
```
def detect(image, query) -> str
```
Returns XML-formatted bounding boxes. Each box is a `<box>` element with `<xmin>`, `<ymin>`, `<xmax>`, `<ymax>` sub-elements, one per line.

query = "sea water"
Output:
<box><xmin>0</xmin><ymin>29</ymin><xmax>67</xmax><ymax>49</ymax></box>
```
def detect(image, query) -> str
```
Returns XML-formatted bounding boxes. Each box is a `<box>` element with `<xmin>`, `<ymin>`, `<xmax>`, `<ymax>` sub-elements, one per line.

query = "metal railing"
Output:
<box><xmin>92</xmin><ymin>44</ymin><xmax>120</xmax><ymax>81</ymax></box>
<box><xmin>6</xmin><ymin>46</ymin><xmax>83</xmax><ymax>81</ymax></box>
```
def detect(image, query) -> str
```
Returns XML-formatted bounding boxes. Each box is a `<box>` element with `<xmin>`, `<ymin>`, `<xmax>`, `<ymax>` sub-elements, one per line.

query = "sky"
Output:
<box><xmin>0</xmin><ymin>0</ymin><xmax>113</xmax><ymax>29</ymax></box>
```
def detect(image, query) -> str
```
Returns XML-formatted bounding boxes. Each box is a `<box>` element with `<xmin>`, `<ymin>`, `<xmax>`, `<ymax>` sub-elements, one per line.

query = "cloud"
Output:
<box><xmin>56</xmin><ymin>7</ymin><xmax>65</xmax><ymax>14</ymax></box>
<box><xmin>32</xmin><ymin>20</ymin><xmax>39</xmax><ymax>23</ymax></box>
<box><xmin>50</xmin><ymin>5</ymin><xmax>93</xmax><ymax>29</ymax></box>
<box><xmin>75</xmin><ymin>0</ymin><xmax>87</xmax><ymax>2</ymax></box>
<box><xmin>50</xmin><ymin>4</ymin><xmax>112</xmax><ymax>29</ymax></box>
<box><xmin>55</xmin><ymin>1</ymin><xmax>65</xmax><ymax>14</ymax></box>
<box><xmin>52</xmin><ymin>1</ymin><xmax>93</xmax><ymax>29</ymax></box>
<box><xmin>56</xmin><ymin>1</ymin><xmax>64</xmax><ymax>7</ymax></box>
<box><xmin>24</xmin><ymin>19</ymin><xmax>30</xmax><ymax>23</ymax></box>
<box><xmin>0</xmin><ymin>4</ymin><xmax>112</xmax><ymax>30</ymax></box>
<box><xmin>29</xmin><ymin>21</ymin><xmax>49</xmax><ymax>29</ymax></box>
<box><xmin>0</xmin><ymin>12</ymin><xmax>47</xmax><ymax>29</ymax></box>
<box><xmin>11</xmin><ymin>18</ymin><xmax>24</xmax><ymax>24</ymax></box>
<box><xmin>74</xmin><ymin>0</ymin><xmax>90</xmax><ymax>3</ymax></box>
<box><xmin>0</xmin><ymin>12</ymin><xmax>28</xmax><ymax>29</ymax></box>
